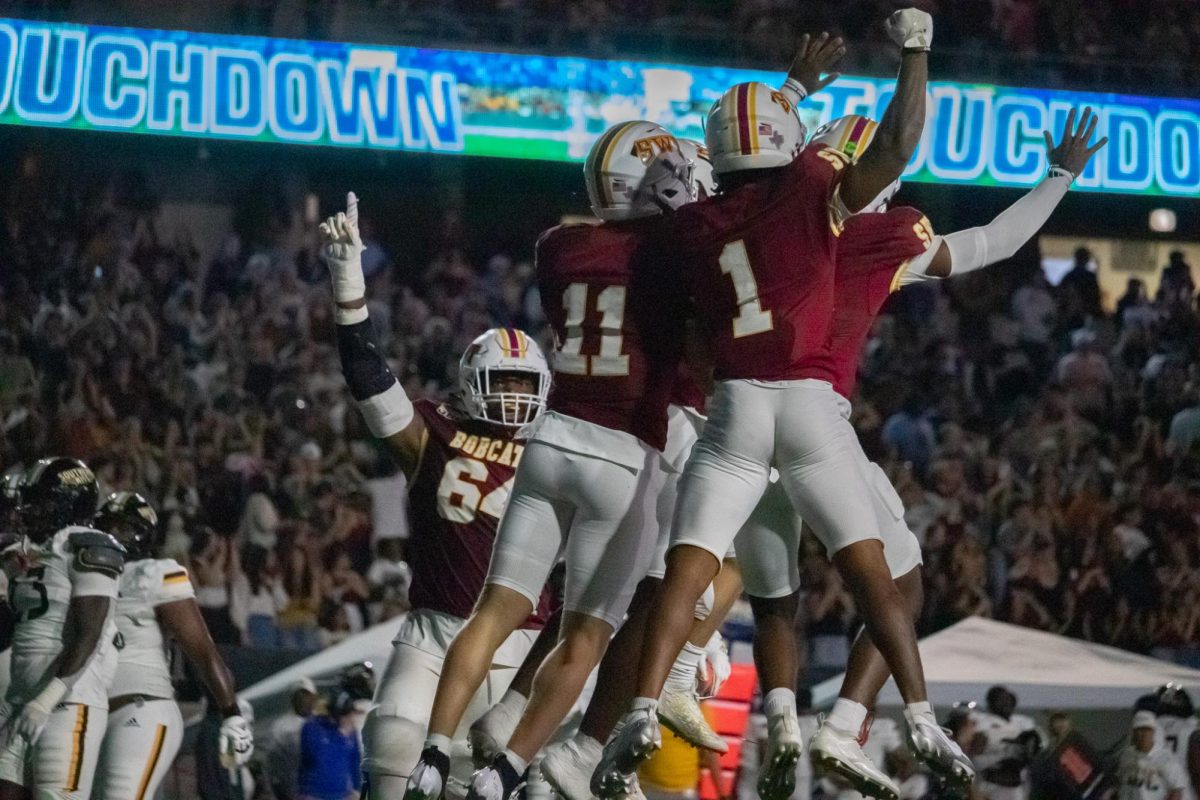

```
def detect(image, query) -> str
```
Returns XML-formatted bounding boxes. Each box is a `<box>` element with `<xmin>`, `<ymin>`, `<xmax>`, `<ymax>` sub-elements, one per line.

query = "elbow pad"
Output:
<box><xmin>336</xmin><ymin>320</ymin><xmax>414</xmax><ymax>438</ymax></box>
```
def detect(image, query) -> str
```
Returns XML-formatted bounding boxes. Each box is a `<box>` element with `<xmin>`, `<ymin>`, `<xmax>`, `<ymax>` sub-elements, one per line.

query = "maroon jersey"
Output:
<box><xmin>831</xmin><ymin>207</ymin><xmax>935</xmax><ymax>398</ymax></box>
<box><xmin>405</xmin><ymin>400</ymin><xmax>553</xmax><ymax>627</ymax></box>
<box><xmin>536</xmin><ymin>220</ymin><xmax>685</xmax><ymax>451</ymax></box>
<box><xmin>669</xmin><ymin>366</ymin><xmax>707</xmax><ymax>413</ymax></box>
<box><xmin>672</xmin><ymin>145</ymin><xmax>850</xmax><ymax>382</ymax></box>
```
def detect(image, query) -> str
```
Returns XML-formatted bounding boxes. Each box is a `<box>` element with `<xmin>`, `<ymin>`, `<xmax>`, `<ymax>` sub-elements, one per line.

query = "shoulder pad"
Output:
<box><xmin>68</xmin><ymin>529</ymin><xmax>127</xmax><ymax>555</ymax></box>
<box><xmin>69</xmin><ymin>529</ymin><xmax>125</xmax><ymax>577</ymax></box>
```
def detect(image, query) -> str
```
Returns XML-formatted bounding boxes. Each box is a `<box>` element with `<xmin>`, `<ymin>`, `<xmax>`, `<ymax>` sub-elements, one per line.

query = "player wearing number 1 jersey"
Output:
<box><xmin>593</xmin><ymin>13</ymin><xmax>972</xmax><ymax>799</ymax></box>
<box><xmin>318</xmin><ymin>194</ymin><xmax>555</xmax><ymax>800</ymax></box>
<box><xmin>0</xmin><ymin>458</ymin><xmax>124</xmax><ymax>800</ymax></box>
<box><xmin>734</xmin><ymin>107</ymin><xmax>1107</xmax><ymax>799</ymax></box>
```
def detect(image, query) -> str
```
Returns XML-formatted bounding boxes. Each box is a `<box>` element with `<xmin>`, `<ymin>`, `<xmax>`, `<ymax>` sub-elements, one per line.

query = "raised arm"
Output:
<box><xmin>839</xmin><ymin>9</ymin><xmax>931</xmax><ymax>213</ymax></box>
<box><xmin>910</xmin><ymin>107</ymin><xmax>1108</xmax><ymax>280</ymax></box>
<box><xmin>321</xmin><ymin>193</ymin><xmax>427</xmax><ymax>477</ymax></box>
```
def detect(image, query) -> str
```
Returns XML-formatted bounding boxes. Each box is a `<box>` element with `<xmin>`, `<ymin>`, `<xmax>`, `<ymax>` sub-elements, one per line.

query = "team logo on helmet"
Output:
<box><xmin>458</xmin><ymin>328</ymin><xmax>550</xmax><ymax>427</ymax></box>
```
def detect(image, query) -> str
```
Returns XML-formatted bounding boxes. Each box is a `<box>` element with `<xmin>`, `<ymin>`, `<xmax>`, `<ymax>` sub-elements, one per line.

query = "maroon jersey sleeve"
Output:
<box><xmin>404</xmin><ymin>400</ymin><xmax>553</xmax><ymax>628</ymax></box>
<box><xmin>829</xmin><ymin>207</ymin><xmax>935</xmax><ymax>397</ymax></box>
<box><xmin>675</xmin><ymin>145</ymin><xmax>851</xmax><ymax>383</ymax></box>
<box><xmin>536</xmin><ymin>221</ymin><xmax>684</xmax><ymax>451</ymax></box>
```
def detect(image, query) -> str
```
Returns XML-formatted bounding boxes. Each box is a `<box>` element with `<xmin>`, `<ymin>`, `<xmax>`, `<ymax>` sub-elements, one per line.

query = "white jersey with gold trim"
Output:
<box><xmin>109</xmin><ymin>558</ymin><xmax>195</xmax><ymax>700</ymax></box>
<box><xmin>2</xmin><ymin>525</ymin><xmax>122</xmax><ymax>708</ymax></box>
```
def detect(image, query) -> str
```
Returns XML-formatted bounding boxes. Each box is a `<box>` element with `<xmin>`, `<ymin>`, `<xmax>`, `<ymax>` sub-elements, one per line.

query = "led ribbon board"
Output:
<box><xmin>2</xmin><ymin>17</ymin><xmax>1199</xmax><ymax>196</ymax></box>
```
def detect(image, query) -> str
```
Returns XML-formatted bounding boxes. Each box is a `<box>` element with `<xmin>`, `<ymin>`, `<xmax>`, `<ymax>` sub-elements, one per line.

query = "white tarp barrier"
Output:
<box><xmin>813</xmin><ymin>617</ymin><xmax>1200</xmax><ymax>709</ymax></box>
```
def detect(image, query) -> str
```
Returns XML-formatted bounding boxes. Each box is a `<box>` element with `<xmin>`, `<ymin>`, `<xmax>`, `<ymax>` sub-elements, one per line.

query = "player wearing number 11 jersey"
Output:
<box><xmin>319</xmin><ymin>194</ymin><xmax>555</xmax><ymax>800</ymax></box>
<box><xmin>406</xmin><ymin>120</ymin><xmax>695</xmax><ymax>800</ymax></box>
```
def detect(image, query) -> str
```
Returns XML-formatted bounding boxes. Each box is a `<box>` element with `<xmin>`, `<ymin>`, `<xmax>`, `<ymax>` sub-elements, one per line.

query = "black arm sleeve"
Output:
<box><xmin>336</xmin><ymin>319</ymin><xmax>398</xmax><ymax>402</ymax></box>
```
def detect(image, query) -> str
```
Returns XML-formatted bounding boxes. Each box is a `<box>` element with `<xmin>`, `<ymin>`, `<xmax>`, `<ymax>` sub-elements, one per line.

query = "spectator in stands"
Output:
<box><xmin>268</xmin><ymin>677</ymin><xmax>319</xmax><ymax>800</ymax></box>
<box><xmin>1056</xmin><ymin>328</ymin><xmax>1114</xmax><ymax>418</ymax></box>
<box><xmin>233</xmin><ymin>544</ymin><xmax>289</xmax><ymax>647</ymax></box>
<box><xmin>1060</xmin><ymin>246</ymin><xmax>1103</xmax><ymax>323</ymax></box>
<box><xmin>1167</xmin><ymin>382</ymin><xmax>1200</xmax><ymax>459</ymax></box>
<box><xmin>279</xmin><ymin>535</ymin><xmax>324</xmax><ymax>651</ymax></box>
<box><xmin>1160</xmin><ymin>251</ymin><xmax>1196</xmax><ymax>306</ymax></box>
<box><xmin>191</xmin><ymin>529</ymin><xmax>242</xmax><ymax>645</ymax></box>
<box><xmin>299</xmin><ymin>689</ymin><xmax>363</xmax><ymax>800</ymax></box>
<box><xmin>366</xmin><ymin>537</ymin><xmax>412</xmax><ymax>623</ymax></box>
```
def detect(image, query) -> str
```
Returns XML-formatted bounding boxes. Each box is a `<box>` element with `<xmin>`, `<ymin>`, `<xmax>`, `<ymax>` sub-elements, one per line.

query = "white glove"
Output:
<box><xmin>219</xmin><ymin>714</ymin><xmax>255</xmax><ymax>767</ymax></box>
<box><xmin>7</xmin><ymin>678</ymin><xmax>67</xmax><ymax>746</ymax></box>
<box><xmin>886</xmin><ymin>8</ymin><xmax>933</xmax><ymax>51</ymax></box>
<box><xmin>319</xmin><ymin>191</ymin><xmax>367</xmax><ymax>324</ymax></box>
<box><xmin>697</xmin><ymin>633</ymin><xmax>731</xmax><ymax>698</ymax></box>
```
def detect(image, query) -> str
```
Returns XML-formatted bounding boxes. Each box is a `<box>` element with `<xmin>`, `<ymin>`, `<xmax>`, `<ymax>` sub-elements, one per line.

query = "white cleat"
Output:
<box><xmin>469</xmin><ymin>703</ymin><xmax>522</xmax><ymax>768</ymax></box>
<box><xmin>904</xmin><ymin>709</ymin><xmax>975</xmax><ymax>788</ymax></box>
<box><xmin>590</xmin><ymin>709</ymin><xmax>661</xmax><ymax>799</ymax></box>
<box><xmin>658</xmin><ymin>688</ymin><xmax>728</xmax><ymax>753</ymax></box>
<box><xmin>404</xmin><ymin>747</ymin><xmax>450</xmax><ymax>800</ymax></box>
<box><xmin>542</xmin><ymin>740</ymin><xmax>600</xmax><ymax>800</ymax></box>
<box><xmin>756</xmin><ymin>711</ymin><xmax>803</xmax><ymax>800</ymax></box>
<box><xmin>809</xmin><ymin>722</ymin><xmax>900</xmax><ymax>800</ymax></box>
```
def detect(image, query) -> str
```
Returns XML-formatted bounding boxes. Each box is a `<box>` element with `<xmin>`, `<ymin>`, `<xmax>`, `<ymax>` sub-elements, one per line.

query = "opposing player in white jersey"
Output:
<box><xmin>1154</xmin><ymin>685</ymin><xmax>1200</xmax><ymax>800</ymax></box>
<box><xmin>0</xmin><ymin>458</ymin><xmax>124</xmax><ymax>800</ymax></box>
<box><xmin>90</xmin><ymin>492</ymin><xmax>253</xmax><ymax>800</ymax></box>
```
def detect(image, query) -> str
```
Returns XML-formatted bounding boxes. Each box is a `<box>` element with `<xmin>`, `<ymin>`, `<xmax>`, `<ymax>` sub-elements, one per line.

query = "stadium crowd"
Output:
<box><xmin>9</xmin><ymin>0</ymin><xmax>1200</xmax><ymax>91</ymax></box>
<box><xmin>0</xmin><ymin>145</ymin><xmax>1198</xmax><ymax>680</ymax></box>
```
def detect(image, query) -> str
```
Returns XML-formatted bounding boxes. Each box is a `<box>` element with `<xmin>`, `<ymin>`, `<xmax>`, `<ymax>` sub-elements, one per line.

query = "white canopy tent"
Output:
<box><xmin>812</xmin><ymin>617</ymin><xmax>1200</xmax><ymax>710</ymax></box>
<box><xmin>241</xmin><ymin>616</ymin><xmax>404</xmax><ymax>705</ymax></box>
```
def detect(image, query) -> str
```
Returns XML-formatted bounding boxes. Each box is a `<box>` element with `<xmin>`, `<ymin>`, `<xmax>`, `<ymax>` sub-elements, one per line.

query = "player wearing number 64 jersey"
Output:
<box><xmin>90</xmin><ymin>491</ymin><xmax>253</xmax><ymax>800</ymax></box>
<box><xmin>319</xmin><ymin>194</ymin><xmax>556</xmax><ymax>800</ymax></box>
<box><xmin>0</xmin><ymin>458</ymin><xmax>124</xmax><ymax>800</ymax></box>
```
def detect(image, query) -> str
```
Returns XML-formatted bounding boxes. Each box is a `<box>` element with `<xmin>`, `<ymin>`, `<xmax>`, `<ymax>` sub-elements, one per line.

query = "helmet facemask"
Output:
<box><xmin>632</xmin><ymin>150</ymin><xmax>696</xmax><ymax>216</ymax></box>
<box><xmin>463</xmin><ymin>366</ymin><xmax>548</xmax><ymax>427</ymax></box>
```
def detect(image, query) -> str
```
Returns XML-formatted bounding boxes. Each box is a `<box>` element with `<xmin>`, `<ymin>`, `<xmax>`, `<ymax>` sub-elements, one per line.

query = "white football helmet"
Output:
<box><xmin>678</xmin><ymin>139</ymin><xmax>715</xmax><ymax>198</ymax></box>
<box><xmin>809</xmin><ymin>114</ymin><xmax>901</xmax><ymax>212</ymax></box>
<box><xmin>458</xmin><ymin>328</ymin><xmax>550</xmax><ymax>427</ymax></box>
<box><xmin>705</xmin><ymin>82</ymin><xmax>806</xmax><ymax>175</ymax></box>
<box><xmin>585</xmin><ymin>121</ymin><xmax>690</xmax><ymax>220</ymax></box>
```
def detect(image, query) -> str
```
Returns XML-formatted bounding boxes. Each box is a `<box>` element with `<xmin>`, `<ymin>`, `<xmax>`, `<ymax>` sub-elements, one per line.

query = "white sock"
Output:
<box><xmin>496</xmin><ymin>688</ymin><xmax>528</xmax><ymax>717</ymax></box>
<box><xmin>828</xmin><ymin>698</ymin><xmax>869</xmax><ymax>734</ymax></box>
<box><xmin>763</xmin><ymin>688</ymin><xmax>796</xmax><ymax>719</ymax></box>
<box><xmin>504</xmin><ymin>749</ymin><xmax>530</xmax><ymax>775</ymax></box>
<box><xmin>664</xmin><ymin>642</ymin><xmax>705</xmax><ymax>692</ymax></box>
<box><xmin>573</xmin><ymin>733</ymin><xmax>604</xmax><ymax>764</ymax></box>
<box><xmin>631</xmin><ymin>696</ymin><xmax>658</xmax><ymax>715</ymax></box>
<box><xmin>906</xmin><ymin>700</ymin><xmax>934</xmax><ymax>721</ymax></box>
<box><xmin>425</xmin><ymin>733</ymin><xmax>452</xmax><ymax>754</ymax></box>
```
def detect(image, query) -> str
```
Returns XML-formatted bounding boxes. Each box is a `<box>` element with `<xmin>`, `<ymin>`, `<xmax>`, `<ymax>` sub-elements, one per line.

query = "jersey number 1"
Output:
<box><xmin>719</xmin><ymin>241</ymin><xmax>773</xmax><ymax>338</ymax></box>
<box><xmin>556</xmin><ymin>283</ymin><xmax>630</xmax><ymax>376</ymax></box>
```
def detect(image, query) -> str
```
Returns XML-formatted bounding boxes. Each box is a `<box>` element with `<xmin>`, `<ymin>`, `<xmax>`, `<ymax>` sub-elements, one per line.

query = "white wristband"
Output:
<box><xmin>32</xmin><ymin>678</ymin><xmax>68</xmax><ymax>709</ymax></box>
<box><xmin>357</xmin><ymin>381</ymin><xmax>415</xmax><ymax>439</ymax></box>
<box><xmin>335</xmin><ymin>305</ymin><xmax>370</xmax><ymax>326</ymax></box>
<box><xmin>781</xmin><ymin>77</ymin><xmax>808</xmax><ymax>107</ymax></box>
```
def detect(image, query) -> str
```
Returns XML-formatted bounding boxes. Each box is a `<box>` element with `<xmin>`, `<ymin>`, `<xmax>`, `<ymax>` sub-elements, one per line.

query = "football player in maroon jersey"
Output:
<box><xmin>593</xmin><ymin>9</ymin><xmax>966</xmax><ymax>798</ymax></box>
<box><xmin>464</xmin><ymin>144</ymin><xmax>747</xmax><ymax>800</ymax></box>
<box><xmin>735</xmin><ymin>108</ymin><xmax>1108</xmax><ymax>799</ymax></box>
<box><xmin>319</xmin><ymin>195</ymin><xmax>557</xmax><ymax>800</ymax></box>
<box><xmin>404</xmin><ymin>122</ymin><xmax>698</xmax><ymax>800</ymax></box>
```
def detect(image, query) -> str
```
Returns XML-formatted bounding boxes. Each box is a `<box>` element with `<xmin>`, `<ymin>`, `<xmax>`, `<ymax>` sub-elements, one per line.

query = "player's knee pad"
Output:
<box><xmin>694</xmin><ymin>581</ymin><xmax>715</xmax><ymax>621</ymax></box>
<box><xmin>362</xmin><ymin>708</ymin><xmax>427</xmax><ymax>778</ymax></box>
